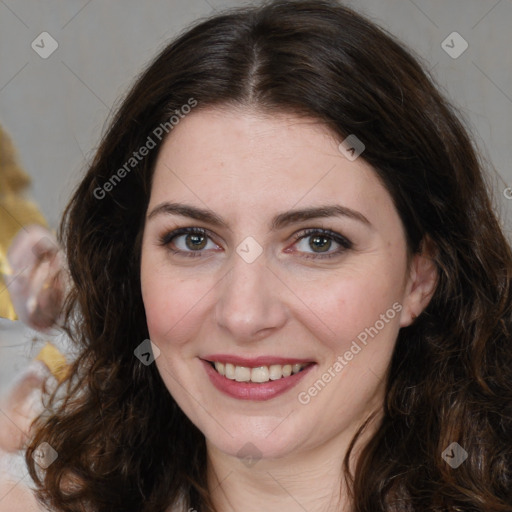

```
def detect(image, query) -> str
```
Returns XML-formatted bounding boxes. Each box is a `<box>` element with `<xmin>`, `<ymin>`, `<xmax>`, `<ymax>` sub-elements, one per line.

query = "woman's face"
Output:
<box><xmin>140</xmin><ymin>106</ymin><xmax>432</xmax><ymax>461</ymax></box>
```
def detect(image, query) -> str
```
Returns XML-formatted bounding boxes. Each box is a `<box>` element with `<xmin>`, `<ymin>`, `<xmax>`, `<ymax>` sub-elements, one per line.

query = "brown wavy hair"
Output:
<box><xmin>26</xmin><ymin>1</ymin><xmax>512</xmax><ymax>510</ymax></box>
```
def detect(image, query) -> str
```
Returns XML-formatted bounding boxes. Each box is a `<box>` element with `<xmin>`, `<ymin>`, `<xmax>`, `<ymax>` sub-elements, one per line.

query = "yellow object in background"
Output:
<box><xmin>0</xmin><ymin>124</ymin><xmax>48</xmax><ymax>320</ymax></box>
<box><xmin>35</xmin><ymin>342</ymin><xmax>70</xmax><ymax>382</ymax></box>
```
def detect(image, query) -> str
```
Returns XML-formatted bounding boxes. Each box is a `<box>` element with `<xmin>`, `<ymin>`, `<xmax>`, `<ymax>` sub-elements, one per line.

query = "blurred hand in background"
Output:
<box><xmin>6</xmin><ymin>225</ymin><xmax>68</xmax><ymax>332</ymax></box>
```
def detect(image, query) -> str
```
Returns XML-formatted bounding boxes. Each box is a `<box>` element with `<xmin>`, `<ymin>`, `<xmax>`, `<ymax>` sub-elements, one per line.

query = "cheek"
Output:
<box><xmin>304</xmin><ymin>264</ymin><xmax>403</xmax><ymax>344</ymax></box>
<box><xmin>292</xmin><ymin>266</ymin><xmax>405</xmax><ymax>392</ymax></box>
<box><xmin>140</xmin><ymin>256</ymin><xmax>211</xmax><ymax>348</ymax></box>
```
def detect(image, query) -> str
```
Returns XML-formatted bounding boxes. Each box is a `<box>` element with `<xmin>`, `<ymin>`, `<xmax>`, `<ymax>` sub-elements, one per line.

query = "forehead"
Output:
<box><xmin>149</xmin><ymin>107</ymin><xmax>394</xmax><ymax>225</ymax></box>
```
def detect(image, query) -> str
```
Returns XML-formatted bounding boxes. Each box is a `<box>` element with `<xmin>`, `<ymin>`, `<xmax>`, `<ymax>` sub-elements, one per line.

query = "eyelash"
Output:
<box><xmin>159</xmin><ymin>227</ymin><xmax>353</xmax><ymax>260</ymax></box>
<box><xmin>291</xmin><ymin>228</ymin><xmax>353</xmax><ymax>258</ymax></box>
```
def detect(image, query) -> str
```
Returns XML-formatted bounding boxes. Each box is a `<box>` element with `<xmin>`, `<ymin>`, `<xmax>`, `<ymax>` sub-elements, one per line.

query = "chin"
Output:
<box><xmin>202</xmin><ymin>414</ymin><xmax>308</xmax><ymax>462</ymax></box>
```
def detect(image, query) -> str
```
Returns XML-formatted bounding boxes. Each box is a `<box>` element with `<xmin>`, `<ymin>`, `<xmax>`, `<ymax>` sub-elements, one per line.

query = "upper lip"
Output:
<box><xmin>202</xmin><ymin>354</ymin><xmax>315</xmax><ymax>367</ymax></box>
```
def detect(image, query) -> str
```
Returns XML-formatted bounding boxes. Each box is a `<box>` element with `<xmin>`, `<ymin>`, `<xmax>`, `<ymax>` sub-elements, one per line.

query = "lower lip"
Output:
<box><xmin>201</xmin><ymin>359</ymin><xmax>315</xmax><ymax>401</ymax></box>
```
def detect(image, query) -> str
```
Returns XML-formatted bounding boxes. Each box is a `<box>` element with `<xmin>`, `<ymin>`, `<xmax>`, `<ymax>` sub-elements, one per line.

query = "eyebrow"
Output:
<box><xmin>147</xmin><ymin>202</ymin><xmax>371</xmax><ymax>229</ymax></box>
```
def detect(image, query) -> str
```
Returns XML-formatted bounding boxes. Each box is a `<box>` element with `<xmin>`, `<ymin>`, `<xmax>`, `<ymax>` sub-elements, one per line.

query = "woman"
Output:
<box><xmin>22</xmin><ymin>1</ymin><xmax>512</xmax><ymax>511</ymax></box>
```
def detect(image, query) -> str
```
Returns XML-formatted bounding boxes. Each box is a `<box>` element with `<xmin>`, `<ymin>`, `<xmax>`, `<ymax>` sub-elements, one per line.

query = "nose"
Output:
<box><xmin>214</xmin><ymin>253</ymin><xmax>288</xmax><ymax>343</ymax></box>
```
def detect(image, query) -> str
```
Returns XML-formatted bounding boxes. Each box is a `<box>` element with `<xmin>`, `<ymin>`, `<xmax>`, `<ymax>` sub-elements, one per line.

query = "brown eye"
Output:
<box><xmin>309</xmin><ymin>235</ymin><xmax>332</xmax><ymax>253</ymax></box>
<box><xmin>185</xmin><ymin>233</ymin><xmax>207</xmax><ymax>250</ymax></box>
<box><xmin>159</xmin><ymin>227</ymin><xmax>220</xmax><ymax>257</ymax></box>
<box><xmin>292</xmin><ymin>228</ymin><xmax>352</xmax><ymax>259</ymax></box>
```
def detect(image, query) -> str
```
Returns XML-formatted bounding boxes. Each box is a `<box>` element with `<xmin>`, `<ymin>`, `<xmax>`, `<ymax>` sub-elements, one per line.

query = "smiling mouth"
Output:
<box><xmin>207</xmin><ymin>361</ymin><xmax>313</xmax><ymax>383</ymax></box>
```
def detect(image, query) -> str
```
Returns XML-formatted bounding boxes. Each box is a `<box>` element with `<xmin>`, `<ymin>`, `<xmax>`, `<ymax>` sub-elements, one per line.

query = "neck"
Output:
<box><xmin>206</xmin><ymin>413</ymin><xmax>380</xmax><ymax>512</ymax></box>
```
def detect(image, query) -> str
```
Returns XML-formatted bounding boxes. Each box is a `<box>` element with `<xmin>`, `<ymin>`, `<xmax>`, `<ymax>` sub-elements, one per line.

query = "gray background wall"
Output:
<box><xmin>1</xmin><ymin>0</ymin><xmax>511</xmax><ymax>232</ymax></box>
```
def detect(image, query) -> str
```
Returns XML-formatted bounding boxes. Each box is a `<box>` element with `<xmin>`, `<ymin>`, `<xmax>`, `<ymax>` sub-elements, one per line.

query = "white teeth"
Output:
<box><xmin>292</xmin><ymin>364</ymin><xmax>302</xmax><ymax>374</ymax></box>
<box><xmin>251</xmin><ymin>366</ymin><xmax>269</xmax><ymax>383</ymax></box>
<box><xmin>225</xmin><ymin>363</ymin><xmax>235</xmax><ymax>379</ymax></box>
<box><xmin>234</xmin><ymin>366</ymin><xmax>251</xmax><ymax>382</ymax></box>
<box><xmin>214</xmin><ymin>362</ymin><xmax>225</xmax><ymax>375</ymax></box>
<box><xmin>212</xmin><ymin>361</ymin><xmax>309</xmax><ymax>383</ymax></box>
<box><xmin>269</xmin><ymin>364</ymin><xmax>283</xmax><ymax>380</ymax></box>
